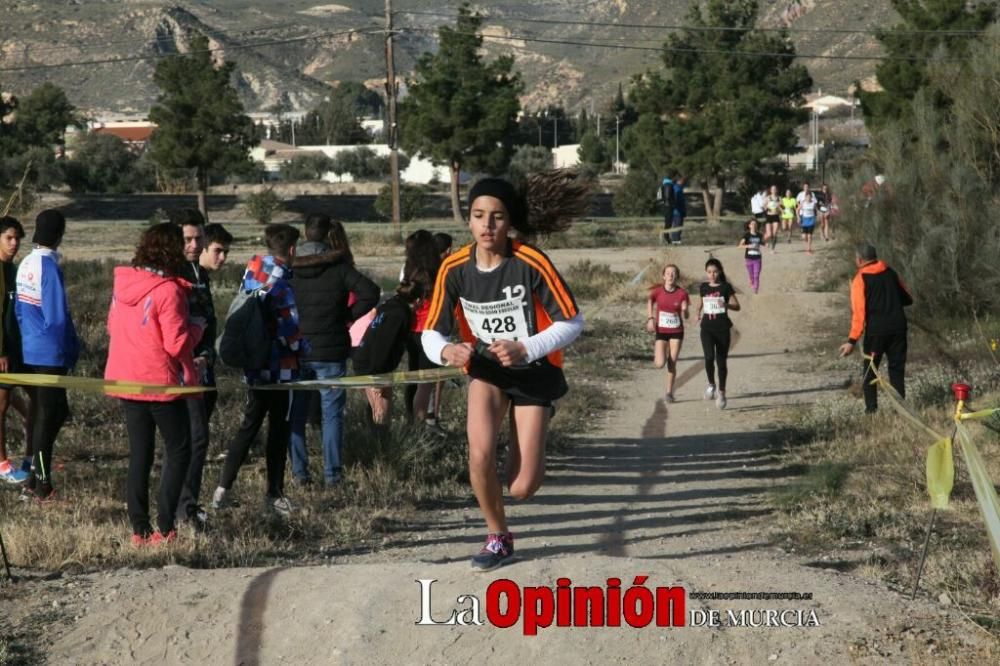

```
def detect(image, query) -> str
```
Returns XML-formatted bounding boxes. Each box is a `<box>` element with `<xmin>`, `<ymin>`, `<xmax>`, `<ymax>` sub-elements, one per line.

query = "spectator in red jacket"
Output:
<box><xmin>105</xmin><ymin>223</ymin><xmax>206</xmax><ymax>546</ymax></box>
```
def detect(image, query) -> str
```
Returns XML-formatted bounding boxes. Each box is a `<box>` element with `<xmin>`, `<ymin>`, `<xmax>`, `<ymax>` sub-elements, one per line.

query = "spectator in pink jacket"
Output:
<box><xmin>105</xmin><ymin>223</ymin><xmax>206</xmax><ymax>547</ymax></box>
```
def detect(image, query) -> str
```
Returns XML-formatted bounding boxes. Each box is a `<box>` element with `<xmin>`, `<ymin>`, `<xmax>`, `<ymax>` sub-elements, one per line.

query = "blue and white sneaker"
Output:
<box><xmin>0</xmin><ymin>464</ymin><xmax>28</xmax><ymax>484</ymax></box>
<box><xmin>471</xmin><ymin>533</ymin><xmax>515</xmax><ymax>572</ymax></box>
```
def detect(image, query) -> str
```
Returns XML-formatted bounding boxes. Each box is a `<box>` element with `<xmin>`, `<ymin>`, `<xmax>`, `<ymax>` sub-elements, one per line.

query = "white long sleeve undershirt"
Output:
<box><xmin>421</xmin><ymin>312</ymin><xmax>585</xmax><ymax>365</ymax></box>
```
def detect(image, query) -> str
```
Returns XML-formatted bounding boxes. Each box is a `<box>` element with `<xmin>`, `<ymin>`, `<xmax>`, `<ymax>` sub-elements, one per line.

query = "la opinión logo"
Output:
<box><xmin>415</xmin><ymin>576</ymin><xmax>686</xmax><ymax>635</ymax></box>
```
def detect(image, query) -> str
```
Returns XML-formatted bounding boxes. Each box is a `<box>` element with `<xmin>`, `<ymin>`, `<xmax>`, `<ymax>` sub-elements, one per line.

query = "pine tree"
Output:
<box><xmin>400</xmin><ymin>4</ymin><xmax>522</xmax><ymax>221</ymax></box>
<box><xmin>148</xmin><ymin>35</ymin><xmax>255</xmax><ymax>218</ymax></box>
<box><xmin>859</xmin><ymin>0</ymin><xmax>996</xmax><ymax>128</ymax></box>
<box><xmin>624</xmin><ymin>0</ymin><xmax>811</xmax><ymax>222</ymax></box>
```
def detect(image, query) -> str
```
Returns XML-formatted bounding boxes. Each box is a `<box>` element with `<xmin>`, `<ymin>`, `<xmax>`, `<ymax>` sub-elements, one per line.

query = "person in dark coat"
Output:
<box><xmin>289</xmin><ymin>215</ymin><xmax>379</xmax><ymax>485</ymax></box>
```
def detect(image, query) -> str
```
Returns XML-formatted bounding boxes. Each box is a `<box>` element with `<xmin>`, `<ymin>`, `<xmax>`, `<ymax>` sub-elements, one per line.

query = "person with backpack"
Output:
<box><xmin>15</xmin><ymin>209</ymin><xmax>79</xmax><ymax>503</ymax></box>
<box><xmin>353</xmin><ymin>280</ymin><xmax>423</xmax><ymax>425</ymax></box>
<box><xmin>288</xmin><ymin>215</ymin><xmax>379</xmax><ymax>487</ymax></box>
<box><xmin>212</xmin><ymin>224</ymin><xmax>309</xmax><ymax>517</ymax></box>
<box><xmin>104</xmin><ymin>223</ymin><xmax>205</xmax><ymax>546</ymax></box>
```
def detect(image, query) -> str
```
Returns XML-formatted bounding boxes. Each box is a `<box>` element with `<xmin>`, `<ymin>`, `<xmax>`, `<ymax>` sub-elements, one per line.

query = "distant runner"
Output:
<box><xmin>697</xmin><ymin>258</ymin><xmax>740</xmax><ymax>410</ymax></box>
<box><xmin>739</xmin><ymin>218</ymin><xmax>764</xmax><ymax>294</ymax></box>
<box><xmin>646</xmin><ymin>264</ymin><xmax>689</xmax><ymax>403</ymax></box>
<box><xmin>781</xmin><ymin>189</ymin><xmax>797</xmax><ymax>246</ymax></box>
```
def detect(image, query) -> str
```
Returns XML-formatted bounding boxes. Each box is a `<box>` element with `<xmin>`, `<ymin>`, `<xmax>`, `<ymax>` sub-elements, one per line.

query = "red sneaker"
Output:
<box><xmin>148</xmin><ymin>530</ymin><xmax>177</xmax><ymax>546</ymax></box>
<box><xmin>130</xmin><ymin>533</ymin><xmax>150</xmax><ymax>548</ymax></box>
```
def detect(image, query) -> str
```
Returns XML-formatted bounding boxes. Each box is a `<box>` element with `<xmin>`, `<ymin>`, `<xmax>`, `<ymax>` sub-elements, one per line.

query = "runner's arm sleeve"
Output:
<box><xmin>421</xmin><ymin>329</ymin><xmax>450</xmax><ymax>366</ymax></box>
<box><xmin>522</xmin><ymin>311</ymin><xmax>584</xmax><ymax>363</ymax></box>
<box><xmin>848</xmin><ymin>273</ymin><xmax>866</xmax><ymax>343</ymax></box>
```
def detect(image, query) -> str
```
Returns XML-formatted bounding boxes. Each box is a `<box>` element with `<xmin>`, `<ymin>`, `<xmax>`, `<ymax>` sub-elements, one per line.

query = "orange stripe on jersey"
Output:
<box><xmin>534</xmin><ymin>298</ymin><xmax>564</xmax><ymax>367</ymax></box>
<box><xmin>513</xmin><ymin>243</ymin><xmax>577</xmax><ymax>318</ymax></box>
<box><xmin>425</xmin><ymin>244</ymin><xmax>472</xmax><ymax>330</ymax></box>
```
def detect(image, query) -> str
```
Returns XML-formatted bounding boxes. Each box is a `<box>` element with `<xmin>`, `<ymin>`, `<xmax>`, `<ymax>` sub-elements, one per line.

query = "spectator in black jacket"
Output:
<box><xmin>172</xmin><ymin>210</ymin><xmax>233</xmax><ymax>529</ymax></box>
<box><xmin>355</xmin><ymin>280</ymin><xmax>422</xmax><ymax>424</ymax></box>
<box><xmin>290</xmin><ymin>215</ymin><xmax>379</xmax><ymax>485</ymax></box>
<box><xmin>0</xmin><ymin>216</ymin><xmax>31</xmax><ymax>484</ymax></box>
<box><xmin>839</xmin><ymin>243</ymin><xmax>913</xmax><ymax>413</ymax></box>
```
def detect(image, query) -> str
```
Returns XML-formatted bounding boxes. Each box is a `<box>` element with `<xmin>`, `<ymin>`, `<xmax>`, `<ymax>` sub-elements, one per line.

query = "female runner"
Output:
<box><xmin>780</xmin><ymin>189</ymin><xmax>797</xmax><ymax>246</ymax></box>
<box><xmin>422</xmin><ymin>173</ymin><xmax>587</xmax><ymax>571</ymax></box>
<box><xmin>738</xmin><ymin>218</ymin><xmax>764</xmax><ymax>293</ymax></box>
<box><xmin>697</xmin><ymin>258</ymin><xmax>740</xmax><ymax>410</ymax></box>
<box><xmin>646</xmin><ymin>264</ymin><xmax>689</xmax><ymax>403</ymax></box>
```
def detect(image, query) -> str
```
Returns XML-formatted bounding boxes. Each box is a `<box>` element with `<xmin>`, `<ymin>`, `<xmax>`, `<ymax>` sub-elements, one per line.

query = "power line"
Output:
<box><xmin>0</xmin><ymin>27</ymin><xmax>378</xmax><ymax>73</ymax></box>
<box><xmin>396</xmin><ymin>8</ymin><xmax>995</xmax><ymax>37</ymax></box>
<box><xmin>396</xmin><ymin>26</ymin><xmax>971</xmax><ymax>62</ymax></box>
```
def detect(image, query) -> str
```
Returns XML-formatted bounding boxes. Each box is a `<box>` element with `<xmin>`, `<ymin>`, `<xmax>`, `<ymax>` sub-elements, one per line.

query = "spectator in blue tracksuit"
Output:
<box><xmin>669</xmin><ymin>175</ymin><xmax>686</xmax><ymax>245</ymax></box>
<box><xmin>15</xmin><ymin>209</ymin><xmax>79</xmax><ymax>502</ymax></box>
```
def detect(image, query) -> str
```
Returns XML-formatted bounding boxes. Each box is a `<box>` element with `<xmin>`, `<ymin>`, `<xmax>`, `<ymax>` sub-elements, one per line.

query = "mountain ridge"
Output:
<box><xmin>0</xmin><ymin>1</ymin><xmax>892</xmax><ymax>114</ymax></box>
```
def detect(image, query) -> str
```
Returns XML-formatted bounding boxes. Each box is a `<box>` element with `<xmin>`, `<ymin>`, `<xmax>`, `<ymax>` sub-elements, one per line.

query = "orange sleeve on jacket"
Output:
<box><xmin>848</xmin><ymin>272</ymin><xmax>866</xmax><ymax>342</ymax></box>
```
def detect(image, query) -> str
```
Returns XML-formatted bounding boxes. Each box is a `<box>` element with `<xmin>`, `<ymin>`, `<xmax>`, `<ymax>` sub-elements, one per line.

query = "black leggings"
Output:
<box><xmin>25</xmin><ymin>365</ymin><xmax>70</xmax><ymax>492</ymax></box>
<box><xmin>219</xmin><ymin>389</ymin><xmax>291</xmax><ymax>498</ymax></box>
<box><xmin>122</xmin><ymin>399</ymin><xmax>191</xmax><ymax>536</ymax></box>
<box><xmin>700</xmin><ymin>328</ymin><xmax>731</xmax><ymax>391</ymax></box>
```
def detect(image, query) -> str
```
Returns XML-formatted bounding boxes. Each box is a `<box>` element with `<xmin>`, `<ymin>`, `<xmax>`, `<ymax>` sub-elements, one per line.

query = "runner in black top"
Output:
<box><xmin>697</xmin><ymin>258</ymin><xmax>740</xmax><ymax>410</ymax></box>
<box><xmin>422</xmin><ymin>172</ymin><xmax>588</xmax><ymax>571</ymax></box>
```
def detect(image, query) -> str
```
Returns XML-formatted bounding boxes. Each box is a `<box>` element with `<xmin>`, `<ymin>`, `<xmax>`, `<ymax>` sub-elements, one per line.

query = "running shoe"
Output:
<box><xmin>0</xmin><ymin>462</ymin><xmax>28</xmax><ymax>484</ymax></box>
<box><xmin>704</xmin><ymin>385</ymin><xmax>716</xmax><ymax>400</ymax></box>
<box><xmin>211</xmin><ymin>486</ymin><xmax>229</xmax><ymax>510</ymax></box>
<box><xmin>187</xmin><ymin>505</ymin><xmax>209</xmax><ymax>533</ymax></box>
<box><xmin>471</xmin><ymin>533</ymin><xmax>515</xmax><ymax>572</ymax></box>
<box><xmin>423</xmin><ymin>421</ymin><xmax>448</xmax><ymax>438</ymax></box>
<box><xmin>268</xmin><ymin>495</ymin><xmax>295</xmax><ymax>517</ymax></box>
<box><xmin>665</xmin><ymin>392</ymin><xmax>675</xmax><ymax>403</ymax></box>
<box><xmin>130</xmin><ymin>533</ymin><xmax>151</xmax><ymax>548</ymax></box>
<box><xmin>716</xmin><ymin>393</ymin><xmax>727</xmax><ymax>410</ymax></box>
<box><xmin>148</xmin><ymin>530</ymin><xmax>178</xmax><ymax>546</ymax></box>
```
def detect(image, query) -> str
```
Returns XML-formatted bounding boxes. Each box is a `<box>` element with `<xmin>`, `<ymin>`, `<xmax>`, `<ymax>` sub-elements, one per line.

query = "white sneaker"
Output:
<box><xmin>269</xmin><ymin>495</ymin><xmax>295</xmax><ymax>517</ymax></box>
<box><xmin>716</xmin><ymin>393</ymin><xmax>727</xmax><ymax>410</ymax></box>
<box><xmin>704</xmin><ymin>385</ymin><xmax>716</xmax><ymax>400</ymax></box>
<box><xmin>211</xmin><ymin>487</ymin><xmax>228</xmax><ymax>510</ymax></box>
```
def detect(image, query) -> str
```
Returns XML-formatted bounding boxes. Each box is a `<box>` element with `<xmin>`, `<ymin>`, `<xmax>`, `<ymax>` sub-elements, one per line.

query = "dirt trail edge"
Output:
<box><xmin>46</xmin><ymin>245</ymin><xmax>992</xmax><ymax>664</ymax></box>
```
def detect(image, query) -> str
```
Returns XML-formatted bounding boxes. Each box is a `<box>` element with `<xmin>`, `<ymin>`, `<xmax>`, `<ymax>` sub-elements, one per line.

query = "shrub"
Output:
<box><xmin>507</xmin><ymin>145</ymin><xmax>552</xmax><ymax>181</ymax></box>
<box><xmin>613</xmin><ymin>167</ymin><xmax>658</xmax><ymax>217</ymax></box>
<box><xmin>242</xmin><ymin>189</ymin><xmax>283</xmax><ymax>225</ymax></box>
<box><xmin>374</xmin><ymin>183</ymin><xmax>427</xmax><ymax>222</ymax></box>
<box><xmin>279</xmin><ymin>152</ymin><xmax>333</xmax><ymax>182</ymax></box>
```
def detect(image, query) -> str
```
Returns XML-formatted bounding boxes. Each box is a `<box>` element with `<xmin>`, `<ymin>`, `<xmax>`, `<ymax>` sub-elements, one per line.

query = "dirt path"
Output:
<box><xmin>37</xmin><ymin>242</ymin><xmax>994</xmax><ymax>663</ymax></box>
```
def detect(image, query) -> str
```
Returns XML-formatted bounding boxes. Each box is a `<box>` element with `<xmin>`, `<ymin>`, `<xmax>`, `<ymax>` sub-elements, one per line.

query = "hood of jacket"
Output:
<box><xmin>292</xmin><ymin>248</ymin><xmax>350</xmax><ymax>278</ymax></box>
<box><xmin>113</xmin><ymin>266</ymin><xmax>189</xmax><ymax>306</ymax></box>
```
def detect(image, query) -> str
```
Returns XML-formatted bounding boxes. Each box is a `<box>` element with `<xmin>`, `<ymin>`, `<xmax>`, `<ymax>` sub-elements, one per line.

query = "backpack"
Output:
<box><xmin>216</xmin><ymin>288</ymin><xmax>271</xmax><ymax>370</ymax></box>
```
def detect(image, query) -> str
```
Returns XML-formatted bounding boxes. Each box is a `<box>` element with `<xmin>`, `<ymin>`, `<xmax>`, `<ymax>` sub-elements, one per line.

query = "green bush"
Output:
<box><xmin>613</xmin><ymin>167</ymin><xmax>658</xmax><ymax>217</ymax></box>
<box><xmin>374</xmin><ymin>183</ymin><xmax>427</xmax><ymax>221</ymax></box>
<box><xmin>279</xmin><ymin>153</ymin><xmax>332</xmax><ymax>182</ymax></box>
<box><xmin>242</xmin><ymin>189</ymin><xmax>283</xmax><ymax>225</ymax></box>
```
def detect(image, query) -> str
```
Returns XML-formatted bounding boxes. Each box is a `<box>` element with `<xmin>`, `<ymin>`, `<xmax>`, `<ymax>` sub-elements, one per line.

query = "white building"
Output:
<box><xmin>251</xmin><ymin>140</ymin><xmax>449</xmax><ymax>184</ymax></box>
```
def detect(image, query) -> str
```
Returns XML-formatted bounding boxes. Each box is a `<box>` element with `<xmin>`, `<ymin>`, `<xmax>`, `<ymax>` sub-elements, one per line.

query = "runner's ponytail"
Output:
<box><xmin>468</xmin><ymin>170</ymin><xmax>592</xmax><ymax>239</ymax></box>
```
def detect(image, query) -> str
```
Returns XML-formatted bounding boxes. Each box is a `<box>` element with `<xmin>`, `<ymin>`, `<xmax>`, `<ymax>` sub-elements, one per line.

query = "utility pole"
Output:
<box><xmin>384</xmin><ymin>0</ymin><xmax>401</xmax><ymax>236</ymax></box>
<box><xmin>615</xmin><ymin>115</ymin><xmax>620</xmax><ymax>173</ymax></box>
<box><xmin>553</xmin><ymin>116</ymin><xmax>559</xmax><ymax>148</ymax></box>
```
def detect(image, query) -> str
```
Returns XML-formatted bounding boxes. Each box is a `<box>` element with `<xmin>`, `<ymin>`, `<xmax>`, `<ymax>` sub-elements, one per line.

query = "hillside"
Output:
<box><xmin>0</xmin><ymin>1</ymin><xmax>892</xmax><ymax>114</ymax></box>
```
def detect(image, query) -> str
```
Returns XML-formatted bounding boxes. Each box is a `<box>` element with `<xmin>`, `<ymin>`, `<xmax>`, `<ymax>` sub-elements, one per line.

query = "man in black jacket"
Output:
<box><xmin>0</xmin><ymin>216</ymin><xmax>30</xmax><ymax>484</ymax></box>
<box><xmin>290</xmin><ymin>214</ymin><xmax>379</xmax><ymax>485</ymax></box>
<box><xmin>173</xmin><ymin>210</ymin><xmax>232</xmax><ymax>528</ymax></box>
<box><xmin>839</xmin><ymin>243</ymin><xmax>913</xmax><ymax>413</ymax></box>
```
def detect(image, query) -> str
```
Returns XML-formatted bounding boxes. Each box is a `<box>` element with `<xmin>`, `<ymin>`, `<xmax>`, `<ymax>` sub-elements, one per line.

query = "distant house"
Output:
<box><xmin>251</xmin><ymin>140</ymin><xmax>449</xmax><ymax>184</ymax></box>
<box><xmin>90</xmin><ymin>121</ymin><xmax>157</xmax><ymax>153</ymax></box>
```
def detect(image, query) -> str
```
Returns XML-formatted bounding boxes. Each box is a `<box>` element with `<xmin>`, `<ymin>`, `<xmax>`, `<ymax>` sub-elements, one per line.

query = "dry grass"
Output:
<box><xmin>770</xmin><ymin>356</ymin><xmax>1000</xmax><ymax>630</ymax></box>
<box><xmin>0</xmin><ymin>258</ymin><xmax>638</xmax><ymax>575</ymax></box>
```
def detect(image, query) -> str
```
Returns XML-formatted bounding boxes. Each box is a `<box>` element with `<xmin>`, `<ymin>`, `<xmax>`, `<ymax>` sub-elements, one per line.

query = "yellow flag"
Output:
<box><xmin>957</xmin><ymin>423</ymin><xmax>1000</xmax><ymax>573</ymax></box>
<box><xmin>925</xmin><ymin>437</ymin><xmax>954</xmax><ymax>510</ymax></box>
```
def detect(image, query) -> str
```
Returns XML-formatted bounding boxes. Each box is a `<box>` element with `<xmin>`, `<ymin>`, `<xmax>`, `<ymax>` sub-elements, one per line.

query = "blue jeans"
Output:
<box><xmin>289</xmin><ymin>360</ymin><xmax>346</xmax><ymax>482</ymax></box>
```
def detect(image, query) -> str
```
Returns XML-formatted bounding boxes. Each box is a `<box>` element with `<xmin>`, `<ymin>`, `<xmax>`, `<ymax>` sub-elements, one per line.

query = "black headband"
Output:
<box><xmin>467</xmin><ymin>178</ymin><xmax>525</xmax><ymax>228</ymax></box>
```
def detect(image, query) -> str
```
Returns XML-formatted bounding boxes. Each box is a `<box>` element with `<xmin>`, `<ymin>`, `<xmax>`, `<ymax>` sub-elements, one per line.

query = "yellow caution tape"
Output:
<box><xmin>958</xmin><ymin>407</ymin><xmax>1000</xmax><ymax>421</ymax></box>
<box><xmin>925</xmin><ymin>436</ymin><xmax>955</xmax><ymax>510</ymax></box>
<box><xmin>0</xmin><ymin>367</ymin><xmax>465</xmax><ymax>395</ymax></box>
<box><xmin>0</xmin><ymin>373</ymin><xmax>208</xmax><ymax>395</ymax></box>
<box><xmin>254</xmin><ymin>367</ymin><xmax>464</xmax><ymax>390</ymax></box>
<box><xmin>956</xmin><ymin>422</ymin><xmax>1000</xmax><ymax>571</ymax></box>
